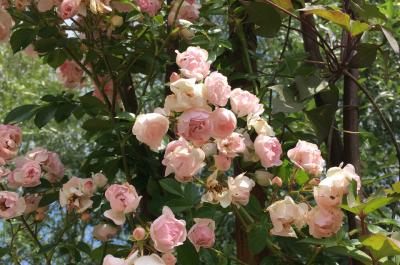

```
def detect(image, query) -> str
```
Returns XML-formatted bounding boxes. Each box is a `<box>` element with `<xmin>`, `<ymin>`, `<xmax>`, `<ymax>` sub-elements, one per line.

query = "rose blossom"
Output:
<box><xmin>230</xmin><ymin>88</ymin><xmax>263</xmax><ymax>118</ymax></box>
<box><xmin>8</xmin><ymin>159</ymin><xmax>41</xmax><ymax>188</ymax></box>
<box><xmin>93</xmin><ymin>223</ymin><xmax>119</xmax><ymax>241</ymax></box>
<box><xmin>92</xmin><ymin>172</ymin><xmax>108</xmax><ymax>188</ymax></box>
<box><xmin>132</xmin><ymin>227</ymin><xmax>146</xmax><ymax>241</ymax></box>
<box><xmin>175</xmin><ymin>47</ymin><xmax>211</xmax><ymax>81</ymax></box>
<box><xmin>0</xmin><ymin>165</ymin><xmax>10</xmax><ymax>178</ymax></box>
<box><xmin>168</xmin><ymin>0</ymin><xmax>201</xmax><ymax>26</ymax></box>
<box><xmin>314</xmin><ymin>164</ymin><xmax>361</xmax><ymax>208</ymax></box>
<box><xmin>162</xmin><ymin>253</ymin><xmax>177</xmax><ymax>265</ymax></box>
<box><xmin>201</xmin><ymin>142</ymin><xmax>217</xmax><ymax>157</ymax></box>
<box><xmin>150</xmin><ymin>206</ymin><xmax>187</xmax><ymax>253</ymax></box>
<box><xmin>210</xmin><ymin>108</ymin><xmax>237</xmax><ymax>139</ymax></box>
<box><xmin>188</xmin><ymin>218</ymin><xmax>215</xmax><ymax>251</ymax></box>
<box><xmin>271</xmin><ymin>176</ymin><xmax>283</xmax><ymax>187</ymax></box>
<box><xmin>177</xmin><ymin>108</ymin><xmax>212</xmax><ymax>145</ymax></box>
<box><xmin>59</xmin><ymin>177</ymin><xmax>94</xmax><ymax>213</ymax></box>
<box><xmin>266</xmin><ymin>196</ymin><xmax>308</xmax><ymax>237</ymax></box>
<box><xmin>254</xmin><ymin>135</ymin><xmax>282</xmax><ymax>168</ymax></box>
<box><xmin>204</xmin><ymin>72</ymin><xmax>231</xmax><ymax>106</ymax></box>
<box><xmin>0</xmin><ymin>191</ymin><xmax>26</xmax><ymax>219</ymax></box>
<box><xmin>164</xmin><ymin>78</ymin><xmax>209</xmax><ymax>112</ymax></box>
<box><xmin>103</xmin><ymin>251</ymin><xmax>166</xmax><ymax>265</ymax></box>
<box><xmin>104</xmin><ymin>183</ymin><xmax>142</xmax><ymax>225</ymax></box>
<box><xmin>216</xmin><ymin>132</ymin><xmax>246</xmax><ymax>157</ymax></box>
<box><xmin>214</xmin><ymin>154</ymin><xmax>231</xmax><ymax>171</ymax></box>
<box><xmin>59</xmin><ymin>0</ymin><xmax>81</xmax><ymax>19</ymax></box>
<box><xmin>92</xmin><ymin>78</ymin><xmax>121</xmax><ymax>104</ymax></box>
<box><xmin>135</xmin><ymin>0</ymin><xmax>161</xmax><ymax>16</ymax></box>
<box><xmin>37</xmin><ymin>0</ymin><xmax>55</xmax><ymax>12</ymax></box>
<box><xmin>56</xmin><ymin>60</ymin><xmax>83</xmax><ymax>88</ymax></box>
<box><xmin>228</xmin><ymin>173</ymin><xmax>255</xmax><ymax>206</ymax></box>
<box><xmin>247</xmin><ymin>115</ymin><xmax>275</xmax><ymax>136</ymax></box>
<box><xmin>24</xmin><ymin>194</ymin><xmax>42</xmax><ymax>214</ymax></box>
<box><xmin>307</xmin><ymin>206</ymin><xmax>343</xmax><ymax>238</ymax></box>
<box><xmin>132</xmin><ymin>113</ymin><xmax>170</xmax><ymax>151</ymax></box>
<box><xmin>0</xmin><ymin>8</ymin><xmax>13</xmax><ymax>42</ymax></box>
<box><xmin>26</xmin><ymin>148</ymin><xmax>65</xmax><ymax>183</ymax></box>
<box><xmin>0</xmin><ymin>124</ymin><xmax>22</xmax><ymax>162</ymax></box>
<box><xmin>169</xmin><ymin>72</ymin><xmax>180</xmax><ymax>83</ymax></box>
<box><xmin>162</xmin><ymin>138</ymin><xmax>205</xmax><ymax>183</ymax></box>
<box><xmin>287</xmin><ymin>140</ymin><xmax>325</xmax><ymax>176</ymax></box>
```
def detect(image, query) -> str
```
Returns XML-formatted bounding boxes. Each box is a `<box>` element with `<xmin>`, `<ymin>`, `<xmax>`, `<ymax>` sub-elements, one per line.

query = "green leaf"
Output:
<box><xmin>362</xmin><ymin>234</ymin><xmax>400</xmax><ymax>259</ymax></box>
<box><xmin>177</xmin><ymin>241</ymin><xmax>199</xmax><ymax>265</ymax></box>
<box><xmin>55</xmin><ymin>102</ymin><xmax>77</xmax><ymax>123</ymax></box>
<box><xmin>24</xmin><ymin>178</ymin><xmax>52</xmax><ymax>194</ymax></box>
<box><xmin>34</xmin><ymin>38</ymin><xmax>58</xmax><ymax>53</ymax></box>
<box><xmin>295</xmin><ymin>169</ymin><xmax>309</xmax><ymax>186</ymax></box>
<box><xmin>246</xmin><ymin>2</ymin><xmax>282</xmax><ymax>38</ymax></box>
<box><xmin>165</xmin><ymin>199</ymin><xmax>193</xmax><ymax>213</ymax></box>
<box><xmin>326</xmin><ymin>245</ymin><xmax>372</xmax><ymax>265</ymax></box>
<box><xmin>34</xmin><ymin>105</ymin><xmax>57</xmax><ymax>128</ymax></box>
<box><xmin>271</xmin><ymin>85</ymin><xmax>305</xmax><ymax>114</ymax></box>
<box><xmin>4</xmin><ymin>104</ymin><xmax>40</xmax><ymax>124</ymax></box>
<box><xmin>82</xmin><ymin>118</ymin><xmax>112</xmax><ymax>131</ymax></box>
<box><xmin>115</xmin><ymin>112</ymin><xmax>136</xmax><ymax>122</ymax></box>
<box><xmin>294</xmin><ymin>74</ymin><xmax>329</xmax><ymax>100</ymax></box>
<box><xmin>342</xmin><ymin>196</ymin><xmax>395</xmax><ymax>215</ymax></box>
<box><xmin>39</xmin><ymin>192</ymin><xmax>59</xmax><ymax>207</ymax></box>
<box><xmin>77</xmin><ymin>241</ymin><xmax>91</xmax><ymax>255</ymax></box>
<box><xmin>248</xmin><ymin>225</ymin><xmax>268</xmax><ymax>254</ymax></box>
<box><xmin>349</xmin><ymin>43</ymin><xmax>378</xmax><ymax>68</ymax></box>
<box><xmin>305</xmin><ymin>105</ymin><xmax>337</xmax><ymax>141</ymax></box>
<box><xmin>159</xmin><ymin>178</ymin><xmax>184</xmax><ymax>197</ymax></box>
<box><xmin>350</xmin><ymin>20</ymin><xmax>370</xmax><ymax>36</ymax></box>
<box><xmin>271</xmin><ymin>0</ymin><xmax>293</xmax><ymax>11</ymax></box>
<box><xmin>381</xmin><ymin>27</ymin><xmax>399</xmax><ymax>54</ymax></box>
<box><xmin>0</xmin><ymin>247</ymin><xmax>9</xmax><ymax>258</ymax></box>
<box><xmin>10</xmin><ymin>28</ymin><xmax>36</xmax><ymax>53</ymax></box>
<box><xmin>300</xmin><ymin>6</ymin><xmax>350</xmax><ymax>31</ymax></box>
<box><xmin>46</xmin><ymin>49</ymin><xmax>67</xmax><ymax>68</ymax></box>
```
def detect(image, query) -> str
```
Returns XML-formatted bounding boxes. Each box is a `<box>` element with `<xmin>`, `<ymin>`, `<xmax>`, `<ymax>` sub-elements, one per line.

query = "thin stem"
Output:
<box><xmin>306</xmin><ymin>246</ymin><xmax>322</xmax><ymax>265</ymax></box>
<box><xmin>210</xmin><ymin>248</ymin><xmax>248</xmax><ymax>265</ymax></box>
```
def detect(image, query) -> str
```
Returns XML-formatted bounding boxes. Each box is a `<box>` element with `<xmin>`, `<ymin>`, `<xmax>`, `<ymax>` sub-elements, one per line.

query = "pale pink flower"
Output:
<box><xmin>59</xmin><ymin>177</ymin><xmax>94</xmax><ymax>213</ymax></box>
<box><xmin>102</xmin><ymin>255</ymin><xmax>125</xmax><ymax>265</ymax></box>
<box><xmin>169</xmin><ymin>72</ymin><xmax>180</xmax><ymax>83</ymax></box>
<box><xmin>210</xmin><ymin>108</ymin><xmax>236</xmax><ymax>139</ymax></box>
<box><xmin>177</xmin><ymin>108</ymin><xmax>212</xmax><ymax>145</ymax></box>
<box><xmin>132</xmin><ymin>113</ymin><xmax>170</xmax><ymax>151</ymax></box>
<box><xmin>135</xmin><ymin>0</ymin><xmax>161</xmax><ymax>16</ymax></box>
<box><xmin>150</xmin><ymin>206</ymin><xmax>187</xmax><ymax>253</ymax></box>
<box><xmin>37</xmin><ymin>0</ymin><xmax>55</xmax><ymax>12</ymax></box>
<box><xmin>0</xmin><ymin>8</ymin><xmax>13</xmax><ymax>42</ymax></box>
<box><xmin>24</xmin><ymin>44</ymin><xmax>38</xmax><ymax>58</ymax></box>
<box><xmin>254</xmin><ymin>135</ymin><xmax>282</xmax><ymax>168</ymax></box>
<box><xmin>92</xmin><ymin>78</ymin><xmax>120</xmax><ymax>104</ymax></box>
<box><xmin>0</xmin><ymin>165</ymin><xmax>10</xmax><ymax>179</ymax></box>
<box><xmin>228</xmin><ymin>173</ymin><xmax>255</xmax><ymax>206</ymax></box>
<box><xmin>230</xmin><ymin>88</ymin><xmax>263</xmax><ymax>118</ymax></box>
<box><xmin>247</xmin><ymin>115</ymin><xmax>274</xmax><ymax>136</ymax></box>
<box><xmin>56</xmin><ymin>60</ymin><xmax>83</xmax><ymax>88</ymax></box>
<box><xmin>168</xmin><ymin>0</ymin><xmax>201</xmax><ymax>26</ymax></box>
<box><xmin>8</xmin><ymin>159</ymin><xmax>41</xmax><ymax>188</ymax></box>
<box><xmin>307</xmin><ymin>206</ymin><xmax>343</xmax><ymax>238</ymax></box>
<box><xmin>267</xmin><ymin>196</ymin><xmax>308</xmax><ymax>237</ymax></box>
<box><xmin>24</xmin><ymin>194</ymin><xmax>42</xmax><ymax>214</ymax></box>
<box><xmin>288</xmin><ymin>140</ymin><xmax>325</xmax><ymax>176</ymax></box>
<box><xmin>175</xmin><ymin>47</ymin><xmax>211</xmax><ymax>81</ymax></box>
<box><xmin>271</xmin><ymin>176</ymin><xmax>283</xmax><ymax>187</ymax></box>
<box><xmin>162</xmin><ymin>138</ymin><xmax>205</xmax><ymax>183</ymax></box>
<box><xmin>204</xmin><ymin>72</ymin><xmax>231</xmax><ymax>107</ymax></box>
<box><xmin>103</xmin><ymin>252</ymin><xmax>166</xmax><ymax>265</ymax></box>
<box><xmin>93</xmin><ymin>223</ymin><xmax>119</xmax><ymax>241</ymax></box>
<box><xmin>111</xmin><ymin>1</ymin><xmax>133</xmax><ymax>12</ymax></box>
<box><xmin>104</xmin><ymin>183</ymin><xmax>142</xmax><ymax>225</ymax></box>
<box><xmin>0</xmin><ymin>191</ymin><xmax>26</xmax><ymax>219</ymax></box>
<box><xmin>92</xmin><ymin>172</ymin><xmax>108</xmax><ymax>188</ymax></box>
<box><xmin>214</xmin><ymin>154</ymin><xmax>231</xmax><ymax>171</ymax></box>
<box><xmin>0</xmin><ymin>124</ymin><xmax>22</xmax><ymax>162</ymax></box>
<box><xmin>132</xmin><ymin>227</ymin><xmax>146</xmax><ymax>240</ymax></box>
<box><xmin>162</xmin><ymin>253</ymin><xmax>177</xmax><ymax>265</ymax></box>
<box><xmin>216</xmin><ymin>132</ymin><xmax>246</xmax><ymax>158</ymax></box>
<box><xmin>59</xmin><ymin>0</ymin><xmax>81</xmax><ymax>19</ymax></box>
<box><xmin>188</xmin><ymin>218</ymin><xmax>215</xmax><ymax>251</ymax></box>
<box><xmin>15</xmin><ymin>0</ymin><xmax>29</xmax><ymax>10</ymax></box>
<box><xmin>26</xmin><ymin>148</ymin><xmax>65</xmax><ymax>183</ymax></box>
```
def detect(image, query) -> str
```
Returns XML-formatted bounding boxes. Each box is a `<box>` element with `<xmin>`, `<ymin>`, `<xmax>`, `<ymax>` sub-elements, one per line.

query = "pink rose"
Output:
<box><xmin>0</xmin><ymin>124</ymin><xmax>22</xmax><ymax>162</ymax></box>
<box><xmin>287</xmin><ymin>140</ymin><xmax>325</xmax><ymax>176</ymax></box>
<box><xmin>228</xmin><ymin>173</ymin><xmax>255</xmax><ymax>206</ymax></box>
<box><xmin>132</xmin><ymin>226</ymin><xmax>146</xmax><ymax>240</ymax></box>
<box><xmin>132</xmin><ymin>113</ymin><xmax>170</xmax><ymax>151</ymax></box>
<box><xmin>104</xmin><ymin>183</ymin><xmax>142</xmax><ymax>225</ymax></box>
<box><xmin>271</xmin><ymin>176</ymin><xmax>283</xmax><ymax>187</ymax></box>
<box><xmin>168</xmin><ymin>0</ymin><xmax>200</xmax><ymax>26</ymax></box>
<box><xmin>24</xmin><ymin>194</ymin><xmax>42</xmax><ymax>214</ymax></box>
<box><xmin>204</xmin><ymin>72</ymin><xmax>231</xmax><ymax>106</ymax></box>
<box><xmin>103</xmin><ymin>252</ymin><xmax>166</xmax><ymax>265</ymax></box>
<box><xmin>59</xmin><ymin>177</ymin><xmax>94</xmax><ymax>213</ymax></box>
<box><xmin>59</xmin><ymin>0</ymin><xmax>81</xmax><ymax>19</ymax></box>
<box><xmin>135</xmin><ymin>0</ymin><xmax>161</xmax><ymax>16</ymax></box>
<box><xmin>92</xmin><ymin>172</ymin><xmax>108</xmax><ymax>188</ymax></box>
<box><xmin>37</xmin><ymin>0</ymin><xmax>55</xmax><ymax>12</ymax></box>
<box><xmin>162</xmin><ymin>138</ymin><xmax>205</xmax><ymax>183</ymax></box>
<box><xmin>0</xmin><ymin>191</ymin><xmax>26</xmax><ymax>219</ymax></box>
<box><xmin>267</xmin><ymin>196</ymin><xmax>308</xmax><ymax>237</ymax></box>
<box><xmin>210</xmin><ymin>108</ymin><xmax>236</xmax><ymax>139</ymax></box>
<box><xmin>27</xmin><ymin>148</ymin><xmax>65</xmax><ymax>183</ymax></box>
<box><xmin>92</xmin><ymin>78</ymin><xmax>121</xmax><ymax>104</ymax></box>
<box><xmin>150</xmin><ymin>206</ymin><xmax>187</xmax><ymax>253</ymax></box>
<box><xmin>175</xmin><ymin>46</ymin><xmax>211</xmax><ymax>81</ymax></box>
<box><xmin>230</xmin><ymin>88</ymin><xmax>263</xmax><ymax>117</ymax></box>
<box><xmin>0</xmin><ymin>165</ymin><xmax>10</xmax><ymax>178</ymax></box>
<box><xmin>307</xmin><ymin>206</ymin><xmax>343</xmax><ymax>238</ymax></box>
<box><xmin>188</xmin><ymin>218</ymin><xmax>215</xmax><ymax>251</ymax></box>
<box><xmin>254</xmin><ymin>135</ymin><xmax>282</xmax><ymax>168</ymax></box>
<box><xmin>214</xmin><ymin>154</ymin><xmax>231</xmax><ymax>171</ymax></box>
<box><xmin>56</xmin><ymin>60</ymin><xmax>83</xmax><ymax>88</ymax></box>
<box><xmin>0</xmin><ymin>8</ymin><xmax>13</xmax><ymax>42</ymax></box>
<box><xmin>162</xmin><ymin>253</ymin><xmax>177</xmax><ymax>265</ymax></box>
<box><xmin>169</xmin><ymin>72</ymin><xmax>180</xmax><ymax>83</ymax></box>
<box><xmin>177</xmin><ymin>108</ymin><xmax>212</xmax><ymax>145</ymax></box>
<box><xmin>93</xmin><ymin>223</ymin><xmax>119</xmax><ymax>241</ymax></box>
<box><xmin>216</xmin><ymin>132</ymin><xmax>246</xmax><ymax>158</ymax></box>
<box><xmin>111</xmin><ymin>1</ymin><xmax>133</xmax><ymax>12</ymax></box>
<box><xmin>102</xmin><ymin>255</ymin><xmax>125</xmax><ymax>265</ymax></box>
<box><xmin>8</xmin><ymin>159</ymin><xmax>41</xmax><ymax>188</ymax></box>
